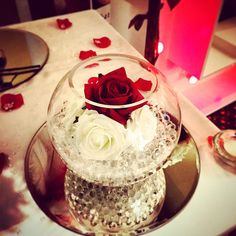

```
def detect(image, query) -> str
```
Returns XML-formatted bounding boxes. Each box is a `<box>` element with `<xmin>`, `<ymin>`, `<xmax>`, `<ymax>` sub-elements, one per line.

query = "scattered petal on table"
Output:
<box><xmin>93</xmin><ymin>36</ymin><xmax>111</xmax><ymax>48</ymax></box>
<box><xmin>1</xmin><ymin>93</ymin><xmax>24</xmax><ymax>111</ymax></box>
<box><xmin>79</xmin><ymin>50</ymin><xmax>97</xmax><ymax>60</ymax></box>
<box><xmin>56</xmin><ymin>18</ymin><xmax>72</xmax><ymax>30</ymax></box>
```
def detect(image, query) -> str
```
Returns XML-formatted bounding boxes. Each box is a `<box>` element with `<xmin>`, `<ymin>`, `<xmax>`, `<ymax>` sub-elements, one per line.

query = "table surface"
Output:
<box><xmin>0</xmin><ymin>10</ymin><xmax>235</xmax><ymax>236</ymax></box>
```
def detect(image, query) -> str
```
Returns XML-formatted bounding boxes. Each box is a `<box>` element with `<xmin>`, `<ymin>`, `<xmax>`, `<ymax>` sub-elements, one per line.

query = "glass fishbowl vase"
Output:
<box><xmin>47</xmin><ymin>54</ymin><xmax>181</xmax><ymax>234</ymax></box>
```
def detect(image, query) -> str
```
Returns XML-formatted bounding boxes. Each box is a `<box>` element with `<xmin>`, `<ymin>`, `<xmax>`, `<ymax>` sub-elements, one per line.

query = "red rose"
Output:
<box><xmin>84</xmin><ymin>67</ymin><xmax>146</xmax><ymax>125</ymax></box>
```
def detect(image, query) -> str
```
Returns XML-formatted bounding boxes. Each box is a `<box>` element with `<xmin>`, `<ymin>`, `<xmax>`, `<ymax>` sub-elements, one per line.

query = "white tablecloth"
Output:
<box><xmin>0</xmin><ymin>10</ymin><xmax>235</xmax><ymax>236</ymax></box>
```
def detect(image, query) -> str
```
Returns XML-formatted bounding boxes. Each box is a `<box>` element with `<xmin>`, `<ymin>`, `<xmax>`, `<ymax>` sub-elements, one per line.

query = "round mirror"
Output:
<box><xmin>0</xmin><ymin>28</ymin><xmax>49</xmax><ymax>91</ymax></box>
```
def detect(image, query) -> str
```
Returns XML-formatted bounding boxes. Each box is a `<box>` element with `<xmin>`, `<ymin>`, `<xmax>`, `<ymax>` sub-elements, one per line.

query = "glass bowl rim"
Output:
<box><xmin>67</xmin><ymin>53</ymin><xmax>165</xmax><ymax>109</ymax></box>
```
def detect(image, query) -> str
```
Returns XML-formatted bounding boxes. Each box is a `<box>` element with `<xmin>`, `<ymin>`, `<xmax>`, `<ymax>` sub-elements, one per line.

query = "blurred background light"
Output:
<box><xmin>188</xmin><ymin>75</ymin><xmax>198</xmax><ymax>84</ymax></box>
<box><xmin>158</xmin><ymin>41</ymin><xmax>164</xmax><ymax>54</ymax></box>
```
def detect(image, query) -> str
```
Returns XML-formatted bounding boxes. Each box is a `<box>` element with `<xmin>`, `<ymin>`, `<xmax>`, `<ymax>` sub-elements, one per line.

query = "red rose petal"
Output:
<box><xmin>1</xmin><ymin>93</ymin><xmax>24</xmax><ymax>111</ymax></box>
<box><xmin>84</xmin><ymin>63</ymin><xmax>99</xmax><ymax>69</ymax></box>
<box><xmin>100</xmin><ymin>67</ymin><xmax>127</xmax><ymax>81</ymax></box>
<box><xmin>56</xmin><ymin>18</ymin><xmax>72</xmax><ymax>30</ymax></box>
<box><xmin>109</xmin><ymin>109</ymin><xmax>127</xmax><ymax>126</ymax></box>
<box><xmin>93</xmin><ymin>37</ymin><xmax>111</xmax><ymax>48</ymax></box>
<box><xmin>104</xmin><ymin>80</ymin><xmax>130</xmax><ymax>98</ymax></box>
<box><xmin>84</xmin><ymin>83</ymin><xmax>97</xmax><ymax>102</ymax></box>
<box><xmin>207</xmin><ymin>136</ymin><xmax>213</xmax><ymax>148</ymax></box>
<box><xmin>134</xmin><ymin>78</ymin><xmax>152</xmax><ymax>91</ymax></box>
<box><xmin>79</xmin><ymin>50</ymin><xmax>97</xmax><ymax>60</ymax></box>
<box><xmin>88</xmin><ymin>77</ymin><xmax>99</xmax><ymax>84</ymax></box>
<box><xmin>99</xmin><ymin>58</ymin><xmax>111</xmax><ymax>62</ymax></box>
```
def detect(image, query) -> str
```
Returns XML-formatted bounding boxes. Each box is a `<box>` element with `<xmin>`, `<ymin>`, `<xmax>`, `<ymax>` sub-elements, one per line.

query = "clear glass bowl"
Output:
<box><xmin>47</xmin><ymin>53</ymin><xmax>181</xmax><ymax>186</ymax></box>
<box><xmin>47</xmin><ymin>53</ymin><xmax>182</xmax><ymax>233</ymax></box>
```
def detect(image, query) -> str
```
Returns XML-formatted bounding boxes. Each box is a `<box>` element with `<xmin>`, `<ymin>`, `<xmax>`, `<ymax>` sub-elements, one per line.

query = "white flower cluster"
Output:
<box><xmin>71</xmin><ymin>105</ymin><xmax>157</xmax><ymax>161</ymax></box>
<box><xmin>127</xmin><ymin>105</ymin><xmax>157</xmax><ymax>150</ymax></box>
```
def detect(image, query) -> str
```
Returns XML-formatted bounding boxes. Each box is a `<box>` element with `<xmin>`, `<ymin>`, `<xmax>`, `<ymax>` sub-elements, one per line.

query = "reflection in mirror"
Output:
<box><xmin>0</xmin><ymin>29</ymin><xmax>49</xmax><ymax>91</ymax></box>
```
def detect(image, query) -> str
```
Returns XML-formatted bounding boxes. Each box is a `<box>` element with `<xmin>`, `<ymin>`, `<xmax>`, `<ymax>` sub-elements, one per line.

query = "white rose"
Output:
<box><xmin>73</xmin><ymin>109</ymin><xmax>127</xmax><ymax>160</ymax></box>
<box><xmin>127</xmin><ymin>105</ymin><xmax>157</xmax><ymax>150</ymax></box>
<box><xmin>62</xmin><ymin>102</ymin><xmax>85</xmax><ymax>132</ymax></box>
